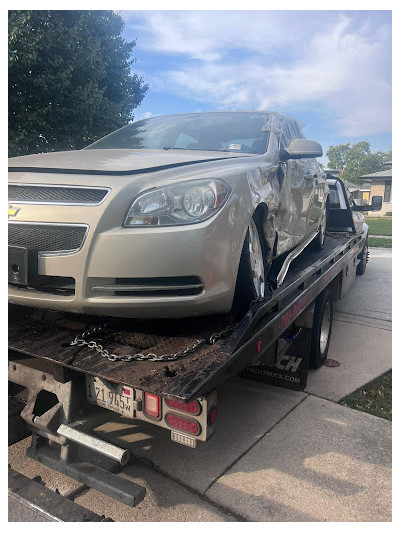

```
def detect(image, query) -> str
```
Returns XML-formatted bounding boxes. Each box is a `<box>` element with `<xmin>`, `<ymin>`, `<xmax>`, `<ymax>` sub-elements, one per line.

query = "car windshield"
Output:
<box><xmin>85</xmin><ymin>112</ymin><xmax>271</xmax><ymax>155</ymax></box>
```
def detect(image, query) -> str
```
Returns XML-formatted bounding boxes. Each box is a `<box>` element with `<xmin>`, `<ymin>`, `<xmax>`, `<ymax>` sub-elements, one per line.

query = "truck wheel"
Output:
<box><xmin>232</xmin><ymin>216</ymin><xmax>268</xmax><ymax>316</ymax></box>
<box><xmin>309</xmin><ymin>290</ymin><xmax>333</xmax><ymax>368</ymax></box>
<box><xmin>313</xmin><ymin>204</ymin><xmax>327</xmax><ymax>251</ymax></box>
<box><xmin>356</xmin><ymin>239</ymin><xmax>368</xmax><ymax>275</ymax></box>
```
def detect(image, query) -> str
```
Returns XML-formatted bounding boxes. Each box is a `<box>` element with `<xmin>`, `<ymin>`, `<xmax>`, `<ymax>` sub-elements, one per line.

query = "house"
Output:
<box><xmin>343</xmin><ymin>180</ymin><xmax>371</xmax><ymax>203</ymax></box>
<box><xmin>359</xmin><ymin>161</ymin><xmax>392</xmax><ymax>216</ymax></box>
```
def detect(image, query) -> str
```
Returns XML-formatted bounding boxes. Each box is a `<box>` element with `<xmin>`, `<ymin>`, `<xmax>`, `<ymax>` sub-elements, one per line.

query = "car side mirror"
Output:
<box><xmin>280</xmin><ymin>139</ymin><xmax>323</xmax><ymax>161</ymax></box>
<box><xmin>352</xmin><ymin>196</ymin><xmax>383</xmax><ymax>212</ymax></box>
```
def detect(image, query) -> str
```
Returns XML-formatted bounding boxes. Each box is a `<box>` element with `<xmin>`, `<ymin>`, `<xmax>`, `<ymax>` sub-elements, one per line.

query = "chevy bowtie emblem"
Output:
<box><xmin>8</xmin><ymin>205</ymin><xmax>20</xmax><ymax>217</ymax></box>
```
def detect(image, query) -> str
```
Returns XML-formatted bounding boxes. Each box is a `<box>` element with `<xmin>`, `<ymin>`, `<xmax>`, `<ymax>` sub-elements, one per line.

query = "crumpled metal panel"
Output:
<box><xmin>247</xmin><ymin>112</ymin><xmax>327</xmax><ymax>261</ymax></box>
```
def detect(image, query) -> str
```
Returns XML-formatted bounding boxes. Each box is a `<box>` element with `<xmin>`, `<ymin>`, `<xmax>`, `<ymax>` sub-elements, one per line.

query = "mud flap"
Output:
<box><xmin>239</xmin><ymin>328</ymin><xmax>311</xmax><ymax>391</ymax></box>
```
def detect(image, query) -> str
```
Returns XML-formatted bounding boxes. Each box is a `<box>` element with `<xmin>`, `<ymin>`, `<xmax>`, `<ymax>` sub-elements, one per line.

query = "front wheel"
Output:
<box><xmin>232</xmin><ymin>217</ymin><xmax>268</xmax><ymax>316</ymax></box>
<box><xmin>309</xmin><ymin>289</ymin><xmax>333</xmax><ymax>368</ymax></box>
<box><xmin>312</xmin><ymin>204</ymin><xmax>327</xmax><ymax>251</ymax></box>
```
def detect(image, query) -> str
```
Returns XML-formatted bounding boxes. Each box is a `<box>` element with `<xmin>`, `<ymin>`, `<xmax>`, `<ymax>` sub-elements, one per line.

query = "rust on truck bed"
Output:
<box><xmin>8</xmin><ymin>305</ymin><xmax>235</xmax><ymax>399</ymax></box>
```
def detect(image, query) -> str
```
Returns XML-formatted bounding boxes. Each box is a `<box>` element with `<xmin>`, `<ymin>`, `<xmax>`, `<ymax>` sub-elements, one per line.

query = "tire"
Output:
<box><xmin>309</xmin><ymin>289</ymin><xmax>333</xmax><ymax>369</ymax></box>
<box><xmin>232</xmin><ymin>216</ymin><xmax>268</xmax><ymax>316</ymax></box>
<box><xmin>356</xmin><ymin>238</ymin><xmax>368</xmax><ymax>275</ymax></box>
<box><xmin>312</xmin><ymin>204</ymin><xmax>327</xmax><ymax>251</ymax></box>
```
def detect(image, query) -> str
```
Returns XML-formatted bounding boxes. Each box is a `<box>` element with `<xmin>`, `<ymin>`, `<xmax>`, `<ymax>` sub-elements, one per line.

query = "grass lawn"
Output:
<box><xmin>340</xmin><ymin>371</ymin><xmax>392</xmax><ymax>421</ymax></box>
<box><xmin>365</xmin><ymin>217</ymin><xmax>392</xmax><ymax>236</ymax></box>
<box><xmin>368</xmin><ymin>237</ymin><xmax>392</xmax><ymax>248</ymax></box>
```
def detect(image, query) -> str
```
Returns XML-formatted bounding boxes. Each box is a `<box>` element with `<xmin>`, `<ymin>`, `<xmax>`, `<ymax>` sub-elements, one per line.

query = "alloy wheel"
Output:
<box><xmin>248</xmin><ymin>218</ymin><xmax>265</xmax><ymax>298</ymax></box>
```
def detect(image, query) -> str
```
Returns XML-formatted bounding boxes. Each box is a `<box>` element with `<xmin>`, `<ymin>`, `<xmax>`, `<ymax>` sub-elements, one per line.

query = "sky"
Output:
<box><xmin>119</xmin><ymin>10</ymin><xmax>392</xmax><ymax>164</ymax></box>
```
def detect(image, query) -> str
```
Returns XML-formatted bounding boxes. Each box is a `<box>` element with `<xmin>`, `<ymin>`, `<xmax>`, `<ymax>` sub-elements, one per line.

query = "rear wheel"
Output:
<box><xmin>232</xmin><ymin>217</ymin><xmax>268</xmax><ymax>316</ymax></box>
<box><xmin>356</xmin><ymin>239</ymin><xmax>368</xmax><ymax>275</ymax></box>
<box><xmin>309</xmin><ymin>289</ymin><xmax>333</xmax><ymax>368</ymax></box>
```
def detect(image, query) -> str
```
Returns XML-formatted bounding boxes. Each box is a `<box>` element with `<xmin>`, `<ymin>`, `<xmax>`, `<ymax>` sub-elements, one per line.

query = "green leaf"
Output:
<box><xmin>8</xmin><ymin>10</ymin><xmax>148</xmax><ymax>156</ymax></box>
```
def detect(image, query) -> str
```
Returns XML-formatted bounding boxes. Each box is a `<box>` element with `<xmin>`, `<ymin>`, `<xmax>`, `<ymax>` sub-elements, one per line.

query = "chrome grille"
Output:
<box><xmin>8</xmin><ymin>222</ymin><xmax>88</xmax><ymax>254</ymax></box>
<box><xmin>8</xmin><ymin>184</ymin><xmax>109</xmax><ymax>205</ymax></box>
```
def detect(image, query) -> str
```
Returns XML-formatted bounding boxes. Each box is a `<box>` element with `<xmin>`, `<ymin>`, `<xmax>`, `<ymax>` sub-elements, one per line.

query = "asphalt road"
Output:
<box><xmin>8</xmin><ymin>247</ymin><xmax>392</xmax><ymax>522</ymax></box>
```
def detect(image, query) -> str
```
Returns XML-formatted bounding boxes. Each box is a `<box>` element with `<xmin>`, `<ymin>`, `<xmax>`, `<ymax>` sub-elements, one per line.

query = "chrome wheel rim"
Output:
<box><xmin>248</xmin><ymin>219</ymin><xmax>265</xmax><ymax>298</ymax></box>
<box><xmin>320</xmin><ymin>301</ymin><xmax>331</xmax><ymax>354</ymax></box>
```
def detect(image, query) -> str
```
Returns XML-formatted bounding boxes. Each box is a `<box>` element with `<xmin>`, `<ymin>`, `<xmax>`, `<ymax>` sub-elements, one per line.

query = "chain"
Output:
<box><xmin>209</xmin><ymin>324</ymin><xmax>237</xmax><ymax>344</ymax></box>
<box><xmin>69</xmin><ymin>322</ymin><xmax>237</xmax><ymax>362</ymax></box>
<box><xmin>69</xmin><ymin>293</ymin><xmax>273</xmax><ymax>363</ymax></box>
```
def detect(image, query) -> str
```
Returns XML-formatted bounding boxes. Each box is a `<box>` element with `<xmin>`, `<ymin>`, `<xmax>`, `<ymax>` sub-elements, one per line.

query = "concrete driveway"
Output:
<box><xmin>8</xmin><ymin>248</ymin><xmax>392</xmax><ymax>522</ymax></box>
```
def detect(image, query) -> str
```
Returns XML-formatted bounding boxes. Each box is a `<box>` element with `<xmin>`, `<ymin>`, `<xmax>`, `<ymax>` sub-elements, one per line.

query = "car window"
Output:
<box><xmin>328</xmin><ymin>185</ymin><xmax>341</xmax><ymax>208</ymax></box>
<box><xmin>86</xmin><ymin>112</ymin><xmax>271</xmax><ymax>155</ymax></box>
<box><xmin>280</xmin><ymin>119</ymin><xmax>304</xmax><ymax>148</ymax></box>
<box><xmin>281</xmin><ymin>122</ymin><xmax>292</xmax><ymax>148</ymax></box>
<box><xmin>345</xmin><ymin>187</ymin><xmax>355</xmax><ymax>207</ymax></box>
<box><xmin>174</xmin><ymin>133</ymin><xmax>199</xmax><ymax>149</ymax></box>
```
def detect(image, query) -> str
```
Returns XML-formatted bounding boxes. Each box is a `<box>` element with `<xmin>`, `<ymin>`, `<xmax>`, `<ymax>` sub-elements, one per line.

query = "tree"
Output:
<box><xmin>326</xmin><ymin>142</ymin><xmax>392</xmax><ymax>183</ymax></box>
<box><xmin>9</xmin><ymin>10</ymin><xmax>148</xmax><ymax>157</ymax></box>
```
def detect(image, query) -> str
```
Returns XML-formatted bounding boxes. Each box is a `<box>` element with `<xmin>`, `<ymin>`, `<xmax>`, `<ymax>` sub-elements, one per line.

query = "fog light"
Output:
<box><xmin>165</xmin><ymin>413</ymin><xmax>200</xmax><ymax>435</ymax></box>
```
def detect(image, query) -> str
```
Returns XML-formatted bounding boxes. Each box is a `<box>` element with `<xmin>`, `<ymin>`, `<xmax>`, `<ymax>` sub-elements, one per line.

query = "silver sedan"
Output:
<box><xmin>8</xmin><ymin>111</ymin><xmax>328</xmax><ymax>318</ymax></box>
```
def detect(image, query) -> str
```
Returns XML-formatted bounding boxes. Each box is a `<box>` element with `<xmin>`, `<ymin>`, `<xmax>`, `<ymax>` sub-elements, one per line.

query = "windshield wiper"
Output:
<box><xmin>162</xmin><ymin>146</ymin><xmax>232</xmax><ymax>152</ymax></box>
<box><xmin>162</xmin><ymin>146</ymin><xmax>199</xmax><ymax>150</ymax></box>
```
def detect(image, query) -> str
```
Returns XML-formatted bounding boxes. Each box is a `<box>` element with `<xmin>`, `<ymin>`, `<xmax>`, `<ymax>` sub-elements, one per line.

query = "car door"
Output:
<box><xmin>289</xmin><ymin>120</ymin><xmax>324</xmax><ymax>236</ymax></box>
<box><xmin>304</xmin><ymin>158</ymin><xmax>326</xmax><ymax>233</ymax></box>
<box><xmin>274</xmin><ymin>121</ymin><xmax>308</xmax><ymax>254</ymax></box>
<box><xmin>345</xmin><ymin>186</ymin><xmax>364</xmax><ymax>234</ymax></box>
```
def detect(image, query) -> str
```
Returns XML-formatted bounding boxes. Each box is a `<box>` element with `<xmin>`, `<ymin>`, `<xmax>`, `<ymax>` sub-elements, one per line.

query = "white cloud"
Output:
<box><xmin>124</xmin><ymin>11</ymin><xmax>392</xmax><ymax>137</ymax></box>
<box><xmin>134</xmin><ymin>110</ymin><xmax>158</xmax><ymax>121</ymax></box>
<box><xmin>125</xmin><ymin>11</ymin><xmax>289</xmax><ymax>60</ymax></box>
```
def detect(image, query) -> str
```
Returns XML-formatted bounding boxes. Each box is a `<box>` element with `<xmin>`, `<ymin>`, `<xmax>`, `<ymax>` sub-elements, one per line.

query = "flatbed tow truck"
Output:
<box><xmin>8</xmin><ymin>176</ymin><xmax>380</xmax><ymax>520</ymax></box>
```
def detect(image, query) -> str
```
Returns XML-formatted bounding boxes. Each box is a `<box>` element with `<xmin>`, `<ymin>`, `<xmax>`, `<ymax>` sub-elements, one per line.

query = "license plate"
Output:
<box><xmin>86</xmin><ymin>376</ymin><xmax>135</xmax><ymax>418</ymax></box>
<box><xmin>8</xmin><ymin>245</ymin><xmax>38</xmax><ymax>286</ymax></box>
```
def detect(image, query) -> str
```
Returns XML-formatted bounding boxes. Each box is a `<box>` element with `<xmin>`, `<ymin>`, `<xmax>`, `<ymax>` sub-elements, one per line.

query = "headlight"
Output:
<box><xmin>124</xmin><ymin>179</ymin><xmax>231</xmax><ymax>227</ymax></box>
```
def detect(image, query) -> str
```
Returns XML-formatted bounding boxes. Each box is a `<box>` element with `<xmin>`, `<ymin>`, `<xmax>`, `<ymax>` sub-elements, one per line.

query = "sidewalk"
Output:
<box><xmin>207</xmin><ymin>396</ymin><xmax>391</xmax><ymax>521</ymax></box>
<box><xmin>8</xmin><ymin>249</ymin><xmax>392</xmax><ymax>521</ymax></box>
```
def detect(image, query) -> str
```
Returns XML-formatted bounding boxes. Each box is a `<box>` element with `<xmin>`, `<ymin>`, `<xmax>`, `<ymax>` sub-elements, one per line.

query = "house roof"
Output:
<box><xmin>344</xmin><ymin>180</ymin><xmax>370</xmax><ymax>191</ymax></box>
<box><xmin>359</xmin><ymin>169</ymin><xmax>392</xmax><ymax>180</ymax></box>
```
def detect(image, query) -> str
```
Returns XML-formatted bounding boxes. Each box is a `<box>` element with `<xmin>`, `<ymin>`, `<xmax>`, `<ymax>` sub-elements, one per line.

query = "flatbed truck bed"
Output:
<box><xmin>9</xmin><ymin>232</ymin><xmax>362</xmax><ymax>401</ymax></box>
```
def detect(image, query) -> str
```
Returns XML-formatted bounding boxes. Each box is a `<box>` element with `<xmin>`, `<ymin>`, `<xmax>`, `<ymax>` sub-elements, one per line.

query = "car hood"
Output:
<box><xmin>8</xmin><ymin>149</ymin><xmax>249</xmax><ymax>175</ymax></box>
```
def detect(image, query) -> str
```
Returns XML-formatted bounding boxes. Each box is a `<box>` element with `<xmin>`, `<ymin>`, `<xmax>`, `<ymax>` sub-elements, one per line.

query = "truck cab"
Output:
<box><xmin>326</xmin><ymin>174</ymin><xmax>382</xmax><ymax>235</ymax></box>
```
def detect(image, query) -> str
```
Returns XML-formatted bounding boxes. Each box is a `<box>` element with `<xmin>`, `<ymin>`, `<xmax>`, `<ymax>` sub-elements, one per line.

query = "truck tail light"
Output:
<box><xmin>144</xmin><ymin>392</ymin><xmax>161</xmax><ymax>418</ymax></box>
<box><xmin>165</xmin><ymin>398</ymin><xmax>201</xmax><ymax>415</ymax></box>
<box><xmin>208</xmin><ymin>406</ymin><xmax>217</xmax><ymax>425</ymax></box>
<box><xmin>165</xmin><ymin>413</ymin><xmax>200</xmax><ymax>435</ymax></box>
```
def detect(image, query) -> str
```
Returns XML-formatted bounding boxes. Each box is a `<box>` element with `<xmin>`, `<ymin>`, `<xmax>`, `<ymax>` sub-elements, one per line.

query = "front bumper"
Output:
<box><xmin>8</xmin><ymin>199</ymin><xmax>248</xmax><ymax>318</ymax></box>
